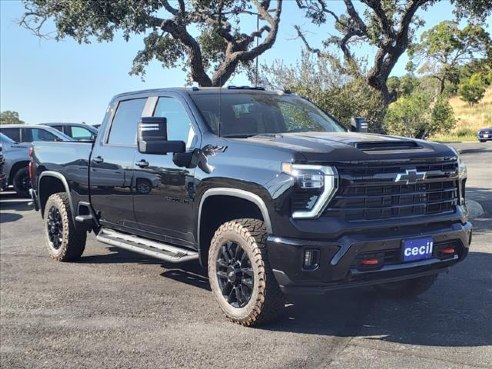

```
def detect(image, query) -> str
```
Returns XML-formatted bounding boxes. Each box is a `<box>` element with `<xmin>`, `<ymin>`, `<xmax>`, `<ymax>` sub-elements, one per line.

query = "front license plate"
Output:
<box><xmin>484</xmin><ymin>133</ymin><xmax>489</xmax><ymax>138</ymax></box>
<box><xmin>402</xmin><ymin>237</ymin><xmax>433</xmax><ymax>262</ymax></box>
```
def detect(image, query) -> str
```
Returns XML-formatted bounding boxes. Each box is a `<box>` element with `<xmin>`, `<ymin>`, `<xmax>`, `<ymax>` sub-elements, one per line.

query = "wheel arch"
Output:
<box><xmin>197</xmin><ymin>188</ymin><xmax>272</xmax><ymax>268</ymax></box>
<box><xmin>9</xmin><ymin>160</ymin><xmax>30</xmax><ymax>185</ymax></box>
<box><xmin>38</xmin><ymin>171</ymin><xmax>75</xmax><ymax>221</ymax></box>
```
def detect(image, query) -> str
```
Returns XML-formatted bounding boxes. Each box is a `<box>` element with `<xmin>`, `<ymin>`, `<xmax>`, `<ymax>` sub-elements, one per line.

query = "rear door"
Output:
<box><xmin>133</xmin><ymin>94</ymin><xmax>199</xmax><ymax>247</ymax></box>
<box><xmin>90</xmin><ymin>97</ymin><xmax>148</xmax><ymax>232</ymax></box>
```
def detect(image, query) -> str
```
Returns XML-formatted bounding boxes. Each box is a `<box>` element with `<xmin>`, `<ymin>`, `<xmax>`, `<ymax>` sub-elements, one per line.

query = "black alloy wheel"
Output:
<box><xmin>216</xmin><ymin>241</ymin><xmax>254</xmax><ymax>308</ymax></box>
<box><xmin>47</xmin><ymin>206</ymin><xmax>63</xmax><ymax>250</ymax></box>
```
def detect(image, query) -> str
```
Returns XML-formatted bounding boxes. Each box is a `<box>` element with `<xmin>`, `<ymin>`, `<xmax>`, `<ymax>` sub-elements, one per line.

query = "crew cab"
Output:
<box><xmin>29</xmin><ymin>87</ymin><xmax>472</xmax><ymax>326</ymax></box>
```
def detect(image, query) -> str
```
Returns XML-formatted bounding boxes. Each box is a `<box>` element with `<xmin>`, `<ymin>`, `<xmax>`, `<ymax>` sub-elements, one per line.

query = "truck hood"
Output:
<box><xmin>238</xmin><ymin>132</ymin><xmax>456</xmax><ymax>162</ymax></box>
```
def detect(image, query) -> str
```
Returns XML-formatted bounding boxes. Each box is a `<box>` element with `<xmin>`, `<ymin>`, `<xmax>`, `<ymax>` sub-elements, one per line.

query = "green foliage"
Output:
<box><xmin>384</xmin><ymin>92</ymin><xmax>432</xmax><ymax>138</ymax></box>
<box><xmin>409</xmin><ymin>20</ymin><xmax>491</xmax><ymax>94</ymax></box>
<box><xmin>430</xmin><ymin>97</ymin><xmax>456</xmax><ymax>134</ymax></box>
<box><xmin>384</xmin><ymin>92</ymin><xmax>455</xmax><ymax>138</ymax></box>
<box><xmin>459</xmin><ymin>73</ymin><xmax>486</xmax><ymax>105</ymax></box>
<box><xmin>387</xmin><ymin>75</ymin><xmax>420</xmax><ymax>98</ymax></box>
<box><xmin>261</xmin><ymin>52</ymin><xmax>385</xmax><ymax>132</ymax></box>
<box><xmin>0</xmin><ymin>111</ymin><xmax>25</xmax><ymax>125</ymax></box>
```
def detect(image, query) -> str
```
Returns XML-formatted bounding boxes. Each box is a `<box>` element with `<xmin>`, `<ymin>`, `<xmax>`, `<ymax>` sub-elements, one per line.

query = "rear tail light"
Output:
<box><xmin>28</xmin><ymin>146</ymin><xmax>33</xmax><ymax>158</ymax></box>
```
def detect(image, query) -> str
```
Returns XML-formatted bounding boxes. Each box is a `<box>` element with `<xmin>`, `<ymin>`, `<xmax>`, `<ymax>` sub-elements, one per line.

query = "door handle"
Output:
<box><xmin>92</xmin><ymin>156</ymin><xmax>104</xmax><ymax>164</ymax></box>
<box><xmin>135</xmin><ymin>159</ymin><xmax>149</xmax><ymax>168</ymax></box>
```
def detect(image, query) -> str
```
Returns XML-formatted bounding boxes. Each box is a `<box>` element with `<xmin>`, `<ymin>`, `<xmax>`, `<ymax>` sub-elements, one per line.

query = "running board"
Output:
<box><xmin>96</xmin><ymin>228</ymin><xmax>199</xmax><ymax>263</ymax></box>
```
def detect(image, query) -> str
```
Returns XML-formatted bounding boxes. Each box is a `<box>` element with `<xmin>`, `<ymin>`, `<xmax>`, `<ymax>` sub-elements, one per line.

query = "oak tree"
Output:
<box><xmin>295</xmin><ymin>0</ymin><xmax>491</xmax><ymax>106</ymax></box>
<box><xmin>20</xmin><ymin>0</ymin><xmax>283</xmax><ymax>86</ymax></box>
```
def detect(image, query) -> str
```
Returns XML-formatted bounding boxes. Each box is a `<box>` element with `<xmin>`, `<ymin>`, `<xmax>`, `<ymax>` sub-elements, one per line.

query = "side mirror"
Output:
<box><xmin>350</xmin><ymin>117</ymin><xmax>368</xmax><ymax>133</ymax></box>
<box><xmin>137</xmin><ymin>117</ymin><xmax>185</xmax><ymax>154</ymax></box>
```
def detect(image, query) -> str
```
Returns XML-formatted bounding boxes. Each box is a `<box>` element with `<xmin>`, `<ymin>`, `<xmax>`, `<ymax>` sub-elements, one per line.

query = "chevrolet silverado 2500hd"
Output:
<box><xmin>30</xmin><ymin>87</ymin><xmax>472</xmax><ymax>326</ymax></box>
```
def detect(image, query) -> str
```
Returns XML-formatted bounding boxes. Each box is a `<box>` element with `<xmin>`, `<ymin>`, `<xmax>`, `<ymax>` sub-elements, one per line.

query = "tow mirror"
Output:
<box><xmin>137</xmin><ymin>117</ymin><xmax>185</xmax><ymax>154</ymax></box>
<box><xmin>351</xmin><ymin>117</ymin><xmax>368</xmax><ymax>133</ymax></box>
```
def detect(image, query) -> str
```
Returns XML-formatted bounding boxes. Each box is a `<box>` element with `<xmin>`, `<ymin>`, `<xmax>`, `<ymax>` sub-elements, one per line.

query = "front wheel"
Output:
<box><xmin>373</xmin><ymin>274</ymin><xmax>438</xmax><ymax>299</ymax></box>
<box><xmin>44</xmin><ymin>193</ymin><xmax>87</xmax><ymax>261</ymax></box>
<box><xmin>208</xmin><ymin>219</ymin><xmax>285</xmax><ymax>326</ymax></box>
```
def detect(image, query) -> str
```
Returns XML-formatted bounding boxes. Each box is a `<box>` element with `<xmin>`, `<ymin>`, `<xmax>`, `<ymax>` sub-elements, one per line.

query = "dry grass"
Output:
<box><xmin>432</xmin><ymin>88</ymin><xmax>492</xmax><ymax>142</ymax></box>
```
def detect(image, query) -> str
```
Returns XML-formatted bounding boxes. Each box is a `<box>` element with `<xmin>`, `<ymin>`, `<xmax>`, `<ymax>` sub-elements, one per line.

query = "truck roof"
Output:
<box><xmin>112</xmin><ymin>86</ymin><xmax>289</xmax><ymax>100</ymax></box>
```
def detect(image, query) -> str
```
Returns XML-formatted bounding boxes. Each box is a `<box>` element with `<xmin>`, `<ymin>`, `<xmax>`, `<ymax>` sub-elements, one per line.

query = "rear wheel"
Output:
<box><xmin>208</xmin><ymin>219</ymin><xmax>285</xmax><ymax>326</ymax></box>
<box><xmin>44</xmin><ymin>193</ymin><xmax>86</xmax><ymax>261</ymax></box>
<box><xmin>374</xmin><ymin>274</ymin><xmax>438</xmax><ymax>298</ymax></box>
<box><xmin>13</xmin><ymin>166</ymin><xmax>31</xmax><ymax>198</ymax></box>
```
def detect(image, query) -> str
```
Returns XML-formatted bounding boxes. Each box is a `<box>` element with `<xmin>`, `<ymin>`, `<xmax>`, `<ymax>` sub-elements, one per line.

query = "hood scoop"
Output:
<box><xmin>354</xmin><ymin>141</ymin><xmax>420</xmax><ymax>151</ymax></box>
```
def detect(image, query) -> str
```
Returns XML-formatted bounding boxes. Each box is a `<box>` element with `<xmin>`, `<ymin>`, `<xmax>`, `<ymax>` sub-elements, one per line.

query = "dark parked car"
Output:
<box><xmin>41</xmin><ymin>122</ymin><xmax>97</xmax><ymax>141</ymax></box>
<box><xmin>0</xmin><ymin>124</ymin><xmax>72</xmax><ymax>144</ymax></box>
<box><xmin>477</xmin><ymin>127</ymin><xmax>492</xmax><ymax>142</ymax></box>
<box><xmin>0</xmin><ymin>133</ymin><xmax>31</xmax><ymax>196</ymax></box>
<box><xmin>0</xmin><ymin>143</ymin><xmax>6</xmax><ymax>191</ymax></box>
<box><xmin>29</xmin><ymin>87</ymin><xmax>471</xmax><ymax>326</ymax></box>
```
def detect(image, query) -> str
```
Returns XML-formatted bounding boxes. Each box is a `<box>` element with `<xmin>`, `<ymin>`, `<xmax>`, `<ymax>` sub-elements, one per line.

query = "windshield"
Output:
<box><xmin>190</xmin><ymin>93</ymin><xmax>346</xmax><ymax>137</ymax></box>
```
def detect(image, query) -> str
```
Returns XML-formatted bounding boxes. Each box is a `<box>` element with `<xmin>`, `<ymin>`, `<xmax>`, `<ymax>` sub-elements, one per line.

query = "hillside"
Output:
<box><xmin>432</xmin><ymin>88</ymin><xmax>492</xmax><ymax>142</ymax></box>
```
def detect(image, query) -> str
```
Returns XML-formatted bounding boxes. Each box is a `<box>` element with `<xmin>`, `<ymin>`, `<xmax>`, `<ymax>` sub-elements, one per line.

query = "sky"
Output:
<box><xmin>1</xmin><ymin>0</ymin><xmax>490</xmax><ymax>125</ymax></box>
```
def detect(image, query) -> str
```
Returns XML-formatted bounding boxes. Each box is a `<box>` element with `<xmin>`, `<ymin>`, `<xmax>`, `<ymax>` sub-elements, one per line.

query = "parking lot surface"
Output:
<box><xmin>1</xmin><ymin>142</ymin><xmax>491</xmax><ymax>369</ymax></box>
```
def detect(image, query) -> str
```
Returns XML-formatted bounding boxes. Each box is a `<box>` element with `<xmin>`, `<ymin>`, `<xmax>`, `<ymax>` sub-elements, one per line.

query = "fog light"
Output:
<box><xmin>360</xmin><ymin>258</ymin><xmax>379</xmax><ymax>266</ymax></box>
<box><xmin>439</xmin><ymin>247</ymin><xmax>455</xmax><ymax>255</ymax></box>
<box><xmin>303</xmin><ymin>249</ymin><xmax>320</xmax><ymax>270</ymax></box>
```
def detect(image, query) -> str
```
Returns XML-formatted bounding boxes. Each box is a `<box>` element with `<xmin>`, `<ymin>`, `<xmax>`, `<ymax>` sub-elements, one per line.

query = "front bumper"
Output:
<box><xmin>267</xmin><ymin>221</ymin><xmax>472</xmax><ymax>295</ymax></box>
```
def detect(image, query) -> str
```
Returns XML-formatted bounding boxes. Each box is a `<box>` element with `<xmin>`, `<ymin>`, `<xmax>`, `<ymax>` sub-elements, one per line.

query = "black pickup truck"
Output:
<box><xmin>30</xmin><ymin>87</ymin><xmax>472</xmax><ymax>326</ymax></box>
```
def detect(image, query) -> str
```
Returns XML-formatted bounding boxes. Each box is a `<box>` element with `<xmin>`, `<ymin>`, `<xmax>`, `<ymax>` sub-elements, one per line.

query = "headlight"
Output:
<box><xmin>449</xmin><ymin>147</ymin><xmax>467</xmax><ymax>179</ymax></box>
<box><xmin>458</xmin><ymin>157</ymin><xmax>467</xmax><ymax>179</ymax></box>
<box><xmin>282</xmin><ymin>163</ymin><xmax>338</xmax><ymax>219</ymax></box>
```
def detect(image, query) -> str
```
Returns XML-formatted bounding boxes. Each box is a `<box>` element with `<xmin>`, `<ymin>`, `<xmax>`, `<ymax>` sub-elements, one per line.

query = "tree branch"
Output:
<box><xmin>343</xmin><ymin>0</ymin><xmax>367</xmax><ymax>34</ymax></box>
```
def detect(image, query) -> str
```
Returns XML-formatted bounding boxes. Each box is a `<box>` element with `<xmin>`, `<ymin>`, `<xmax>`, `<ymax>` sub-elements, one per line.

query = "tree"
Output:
<box><xmin>388</xmin><ymin>75</ymin><xmax>420</xmax><ymax>97</ymax></box>
<box><xmin>262</xmin><ymin>51</ymin><xmax>385</xmax><ymax>131</ymax></box>
<box><xmin>0</xmin><ymin>111</ymin><xmax>25</xmax><ymax>125</ymax></box>
<box><xmin>409</xmin><ymin>21</ymin><xmax>491</xmax><ymax>95</ymax></box>
<box><xmin>459</xmin><ymin>73</ymin><xmax>486</xmax><ymax>105</ymax></box>
<box><xmin>295</xmin><ymin>0</ymin><xmax>439</xmax><ymax>107</ymax></box>
<box><xmin>20</xmin><ymin>0</ymin><xmax>283</xmax><ymax>86</ymax></box>
<box><xmin>295</xmin><ymin>0</ymin><xmax>492</xmax><ymax>107</ymax></box>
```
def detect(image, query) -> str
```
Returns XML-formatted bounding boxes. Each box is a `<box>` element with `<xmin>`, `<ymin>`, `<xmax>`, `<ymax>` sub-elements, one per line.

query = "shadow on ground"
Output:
<box><xmin>79</xmin><ymin>245</ymin><xmax>491</xmax><ymax>348</ymax></box>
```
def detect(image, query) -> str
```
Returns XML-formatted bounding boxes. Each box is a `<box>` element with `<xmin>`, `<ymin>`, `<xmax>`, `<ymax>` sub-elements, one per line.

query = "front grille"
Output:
<box><xmin>324</xmin><ymin>159</ymin><xmax>459</xmax><ymax>221</ymax></box>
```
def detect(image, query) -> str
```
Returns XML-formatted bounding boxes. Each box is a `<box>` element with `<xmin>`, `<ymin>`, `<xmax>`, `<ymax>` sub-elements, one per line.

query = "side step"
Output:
<box><xmin>96</xmin><ymin>228</ymin><xmax>199</xmax><ymax>263</ymax></box>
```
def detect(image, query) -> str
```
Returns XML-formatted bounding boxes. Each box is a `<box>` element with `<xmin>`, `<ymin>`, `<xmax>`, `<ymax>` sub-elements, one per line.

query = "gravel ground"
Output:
<box><xmin>1</xmin><ymin>142</ymin><xmax>491</xmax><ymax>369</ymax></box>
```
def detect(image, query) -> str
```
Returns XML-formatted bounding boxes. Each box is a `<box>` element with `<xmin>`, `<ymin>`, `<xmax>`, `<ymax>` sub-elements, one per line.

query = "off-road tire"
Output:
<box><xmin>374</xmin><ymin>274</ymin><xmax>438</xmax><ymax>299</ymax></box>
<box><xmin>13</xmin><ymin>166</ymin><xmax>30</xmax><ymax>198</ymax></box>
<box><xmin>44</xmin><ymin>192</ymin><xmax>86</xmax><ymax>261</ymax></box>
<box><xmin>208</xmin><ymin>218</ymin><xmax>285</xmax><ymax>327</ymax></box>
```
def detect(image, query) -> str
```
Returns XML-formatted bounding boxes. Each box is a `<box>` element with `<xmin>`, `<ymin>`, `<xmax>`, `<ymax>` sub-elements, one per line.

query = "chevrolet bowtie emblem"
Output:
<box><xmin>395</xmin><ymin>169</ymin><xmax>426</xmax><ymax>184</ymax></box>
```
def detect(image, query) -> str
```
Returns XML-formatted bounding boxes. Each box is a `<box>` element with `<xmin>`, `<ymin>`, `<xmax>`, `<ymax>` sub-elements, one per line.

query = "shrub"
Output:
<box><xmin>459</xmin><ymin>73</ymin><xmax>486</xmax><ymax>105</ymax></box>
<box><xmin>384</xmin><ymin>92</ymin><xmax>456</xmax><ymax>138</ymax></box>
<box><xmin>383</xmin><ymin>91</ymin><xmax>431</xmax><ymax>138</ymax></box>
